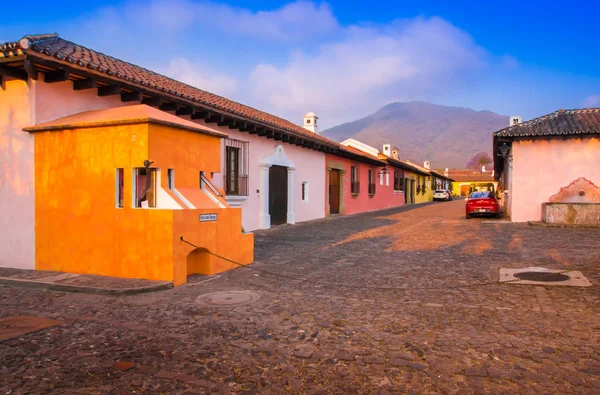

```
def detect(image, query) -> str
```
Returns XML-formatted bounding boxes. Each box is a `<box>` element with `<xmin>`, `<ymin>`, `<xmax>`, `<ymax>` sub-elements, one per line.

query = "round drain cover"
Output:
<box><xmin>196</xmin><ymin>290</ymin><xmax>260</xmax><ymax>307</ymax></box>
<box><xmin>514</xmin><ymin>272</ymin><xmax>570</xmax><ymax>282</ymax></box>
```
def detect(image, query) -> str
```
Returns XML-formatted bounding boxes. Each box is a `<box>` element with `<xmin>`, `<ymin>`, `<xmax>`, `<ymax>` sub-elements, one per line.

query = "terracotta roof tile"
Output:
<box><xmin>9</xmin><ymin>34</ymin><xmax>340</xmax><ymax>147</ymax></box>
<box><xmin>494</xmin><ymin>108</ymin><xmax>600</xmax><ymax>138</ymax></box>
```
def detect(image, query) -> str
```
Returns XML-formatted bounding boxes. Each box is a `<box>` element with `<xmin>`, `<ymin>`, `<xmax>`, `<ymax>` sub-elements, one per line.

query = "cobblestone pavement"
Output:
<box><xmin>1</xmin><ymin>201</ymin><xmax>599</xmax><ymax>394</ymax></box>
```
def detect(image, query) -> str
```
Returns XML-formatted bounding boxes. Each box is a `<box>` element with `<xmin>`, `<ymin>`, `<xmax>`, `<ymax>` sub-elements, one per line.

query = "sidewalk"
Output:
<box><xmin>0</xmin><ymin>267</ymin><xmax>172</xmax><ymax>295</ymax></box>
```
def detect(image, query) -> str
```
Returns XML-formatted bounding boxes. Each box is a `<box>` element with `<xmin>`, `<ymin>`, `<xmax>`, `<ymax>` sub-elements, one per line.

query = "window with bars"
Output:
<box><xmin>224</xmin><ymin>138</ymin><xmax>249</xmax><ymax>196</ymax></box>
<box><xmin>368</xmin><ymin>169</ymin><xmax>376</xmax><ymax>195</ymax></box>
<box><xmin>393</xmin><ymin>170</ymin><xmax>404</xmax><ymax>192</ymax></box>
<box><xmin>351</xmin><ymin>165</ymin><xmax>360</xmax><ymax>194</ymax></box>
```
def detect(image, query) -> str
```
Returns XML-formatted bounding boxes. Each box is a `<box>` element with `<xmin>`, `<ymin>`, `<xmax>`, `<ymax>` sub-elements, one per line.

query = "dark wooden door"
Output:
<box><xmin>410</xmin><ymin>179</ymin><xmax>415</xmax><ymax>203</ymax></box>
<box><xmin>269</xmin><ymin>165</ymin><xmax>288</xmax><ymax>226</ymax></box>
<box><xmin>329</xmin><ymin>169</ymin><xmax>340</xmax><ymax>214</ymax></box>
<box><xmin>404</xmin><ymin>178</ymin><xmax>409</xmax><ymax>204</ymax></box>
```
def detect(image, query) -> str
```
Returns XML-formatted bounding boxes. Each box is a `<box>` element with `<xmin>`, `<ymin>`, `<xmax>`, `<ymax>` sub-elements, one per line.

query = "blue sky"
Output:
<box><xmin>2</xmin><ymin>0</ymin><xmax>599</xmax><ymax>128</ymax></box>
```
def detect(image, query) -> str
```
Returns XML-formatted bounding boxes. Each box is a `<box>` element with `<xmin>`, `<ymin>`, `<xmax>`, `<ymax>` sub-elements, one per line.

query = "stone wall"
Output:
<box><xmin>542</xmin><ymin>203</ymin><xmax>600</xmax><ymax>225</ymax></box>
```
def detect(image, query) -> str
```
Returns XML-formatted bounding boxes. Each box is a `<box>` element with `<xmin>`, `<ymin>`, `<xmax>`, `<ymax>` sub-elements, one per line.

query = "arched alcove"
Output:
<box><xmin>187</xmin><ymin>247</ymin><xmax>212</xmax><ymax>276</ymax></box>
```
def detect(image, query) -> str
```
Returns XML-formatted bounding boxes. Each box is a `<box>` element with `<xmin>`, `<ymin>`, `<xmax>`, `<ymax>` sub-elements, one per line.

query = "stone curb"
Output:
<box><xmin>0</xmin><ymin>276</ymin><xmax>173</xmax><ymax>295</ymax></box>
<box><xmin>528</xmin><ymin>221</ymin><xmax>600</xmax><ymax>229</ymax></box>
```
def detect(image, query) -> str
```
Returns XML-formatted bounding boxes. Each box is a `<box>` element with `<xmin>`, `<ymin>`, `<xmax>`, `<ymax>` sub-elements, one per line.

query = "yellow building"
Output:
<box><xmin>448</xmin><ymin>169</ymin><xmax>497</xmax><ymax>197</ymax></box>
<box><xmin>24</xmin><ymin>105</ymin><xmax>254</xmax><ymax>286</ymax></box>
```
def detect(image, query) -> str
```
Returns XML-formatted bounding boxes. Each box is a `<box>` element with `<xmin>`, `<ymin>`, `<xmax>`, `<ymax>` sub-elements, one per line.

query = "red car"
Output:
<box><xmin>465</xmin><ymin>191</ymin><xmax>501</xmax><ymax>219</ymax></box>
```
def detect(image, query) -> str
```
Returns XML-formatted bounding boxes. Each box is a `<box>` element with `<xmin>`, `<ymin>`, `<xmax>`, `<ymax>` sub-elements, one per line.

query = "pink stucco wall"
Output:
<box><xmin>0</xmin><ymin>78</ymin><xmax>129</xmax><ymax>269</ymax></box>
<box><xmin>510</xmin><ymin>137</ymin><xmax>600</xmax><ymax>222</ymax></box>
<box><xmin>326</xmin><ymin>154</ymin><xmax>404</xmax><ymax>216</ymax></box>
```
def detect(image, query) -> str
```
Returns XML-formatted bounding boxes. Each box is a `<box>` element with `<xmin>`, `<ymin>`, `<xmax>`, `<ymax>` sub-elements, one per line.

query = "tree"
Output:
<box><xmin>466</xmin><ymin>152</ymin><xmax>492</xmax><ymax>170</ymax></box>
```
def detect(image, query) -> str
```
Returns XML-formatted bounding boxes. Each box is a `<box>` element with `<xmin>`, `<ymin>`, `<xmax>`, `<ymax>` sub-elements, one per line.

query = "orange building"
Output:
<box><xmin>24</xmin><ymin>105</ymin><xmax>253</xmax><ymax>286</ymax></box>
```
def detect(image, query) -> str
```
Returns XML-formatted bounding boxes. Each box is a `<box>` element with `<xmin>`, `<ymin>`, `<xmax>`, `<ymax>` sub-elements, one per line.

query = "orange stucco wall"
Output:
<box><xmin>33</xmin><ymin>121</ymin><xmax>253</xmax><ymax>285</ymax></box>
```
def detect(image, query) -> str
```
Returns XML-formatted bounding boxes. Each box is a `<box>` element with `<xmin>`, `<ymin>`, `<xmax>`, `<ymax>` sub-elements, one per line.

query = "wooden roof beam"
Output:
<box><xmin>159</xmin><ymin>102</ymin><xmax>177</xmax><ymax>111</ymax></box>
<box><xmin>175</xmin><ymin>106</ymin><xmax>193</xmax><ymax>116</ymax></box>
<box><xmin>44</xmin><ymin>69</ymin><xmax>69</xmax><ymax>83</ymax></box>
<box><xmin>23</xmin><ymin>60</ymin><xmax>38</xmax><ymax>80</ymax></box>
<box><xmin>142</xmin><ymin>97</ymin><xmax>162</xmax><ymax>106</ymax></box>
<box><xmin>98</xmin><ymin>85</ymin><xmax>121</xmax><ymax>97</ymax></box>
<box><xmin>0</xmin><ymin>64</ymin><xmax>27</xmax><ymax>81</ymax></box>
<box><xmin>121</xmin><ymin>91</ymin><xmax>142</xmax><ymax>102</ymax></box>
<box><xmin>191</xmin><ymin>110</ymin><xmax>208</xmax><ymax>120</ymax></box>
<box><xmin>73</xmin><ymin>78</ymin><xmax>97</xmax><ymax>91</ymax></box>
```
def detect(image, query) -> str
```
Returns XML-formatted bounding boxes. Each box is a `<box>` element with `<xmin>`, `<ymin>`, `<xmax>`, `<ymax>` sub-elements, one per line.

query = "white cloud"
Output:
<box><xmin>126</xmin><ymin>0</ymin><xmax>338</xmax><ymax>41</ymax></box>
<box><xmin>249</xmin><ymin>17</ymin><xmax>487</xmax><ymax>127</ymax></box>
<box><xmin>582</xmin><ymin>94</ymin><xmax>600</xmax><ymax>107</ymax></box>
<box><xmin>166</xmin><ymin>58</ymin><xmax>238</xmax><ymax>96</ymax></box>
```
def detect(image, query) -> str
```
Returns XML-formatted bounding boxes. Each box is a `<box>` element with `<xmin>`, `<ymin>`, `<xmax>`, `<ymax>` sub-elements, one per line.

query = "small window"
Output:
<box><xmin>116</xmin><ymin>168</ymin><xmax>124</xmax><ymax>208</ymax></box>
<box><xmin>307</xmin><ymin>119</ymin><xmax>311</xmax><ymax>124</ymax></box>
<box><xmin>368</xmin><ymin>169</ymin><xmax>376</xmax><ymax>195</ymax></box>
<box><xmin>224</xmin><ymin>139</ymin><xmax>249</xmax><ymax>196</ymax></box>
<box><xmin>302</xmin><ymin>182</ymin><xmax>309</xmax><ymax>201</ymax></box>
<box><xmin>134</xmin><ymin>167</ymin><xmax>157</xmax><ymax>208</ymax></box>
<box><xmin>168</xmin><ymin>169</ymin><xmax>174</xmax><ymax>190</ymax></box>
<box><xmin>351</xmin><ymin>165</ymin><xmax>360</xmax><ymax>194</ymax></box>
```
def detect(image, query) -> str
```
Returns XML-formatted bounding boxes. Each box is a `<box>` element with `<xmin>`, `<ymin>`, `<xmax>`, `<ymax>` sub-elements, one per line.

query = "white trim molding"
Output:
<box><xmin>258</xmin><ymin>145</ymin><xmax>296</xmax><ymax>229</ymax></box>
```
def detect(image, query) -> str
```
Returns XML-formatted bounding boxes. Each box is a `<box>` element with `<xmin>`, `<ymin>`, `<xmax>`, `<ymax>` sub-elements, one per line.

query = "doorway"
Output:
<box><xmin>269</xmin><ymin>165</ymin><xmax>288</xmax><ymax>226</ymax></box>
<box><xmin>329</xmin><ymin>169</ymin><xmax>341</xmax><ymax>215</ymax></box>
<box><xmin>410</xmin><ymin>179</ymin><xmax>415</xmax><ymax>203</ymax></box>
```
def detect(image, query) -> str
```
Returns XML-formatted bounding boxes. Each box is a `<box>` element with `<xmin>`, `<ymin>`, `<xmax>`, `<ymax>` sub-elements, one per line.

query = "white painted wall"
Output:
<box><xmin>510</xmin><ymin>137</ymin><xmax>600</xmax><ymax>222</ymax></box>
<box><xmin>0</xmin><ymin>79</ymin><xmax>36</xmax><ymax>269</ymax></box>
<box><xmin>199</xmin><ymin>120</ymin><xmax>326</xmax><ymax>231</ymax></box>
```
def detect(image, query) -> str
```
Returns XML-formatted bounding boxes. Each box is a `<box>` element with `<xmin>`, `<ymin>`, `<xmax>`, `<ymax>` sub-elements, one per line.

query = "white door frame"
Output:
<box><xmin>259</xmin><ymin>145</ymin><xmax>296</xmax><ymax>229</ymax></box>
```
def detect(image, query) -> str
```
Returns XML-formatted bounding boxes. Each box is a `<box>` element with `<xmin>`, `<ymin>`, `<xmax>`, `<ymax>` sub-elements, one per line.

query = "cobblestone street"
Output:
<box><xmin>1</xmin><ymin>201</ymin><xmax>599</xmax><ymax>394</ymax></box>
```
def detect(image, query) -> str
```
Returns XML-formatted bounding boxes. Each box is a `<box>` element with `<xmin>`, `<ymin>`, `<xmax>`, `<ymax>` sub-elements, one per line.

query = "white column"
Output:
<box><xmin>258</xmin><ymin>164</ymin><xmax>271</xmax><ymax>229</ymax></box>
<box><xmin>287</xmin><ymin>167</ymin><xmax>296</xmax><ymax>224</ymax></box>
<box><xmin>325</xmin><ymin>168</ymin><xmax>331</xmax><ymax>215</ymax></box>
<box><xmin>385</xmin><ymin>173</ymin><xmax>390</xmax><ymax>186</ymax></box>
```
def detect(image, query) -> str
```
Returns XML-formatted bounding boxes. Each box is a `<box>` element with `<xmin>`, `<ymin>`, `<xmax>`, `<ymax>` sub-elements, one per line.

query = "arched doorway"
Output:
<box><xmin>187</xmin><ymin>247</ymin><xmax>212</xmax><ymax>276</ymax></box>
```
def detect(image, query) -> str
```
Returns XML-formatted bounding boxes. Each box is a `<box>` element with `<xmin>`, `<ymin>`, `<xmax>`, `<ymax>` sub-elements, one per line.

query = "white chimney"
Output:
<box><xmin>444</xmin><ymin>168</ymin><xmax>449</xmax><ymax>177</ymax></box>
<box><xmin>423</xmin><ymin>160</ymin><xmax>431</xmax><ymax>170</ymax></box>
<box><xmin>509</xmin><ymin>116</ymin><xmax>522</xmax><ymax>126</ymax></box>
<box><xmin>391</xmin><ymin>147</ymin><xmax>399</xmax><ymax>160</ymax></box>
<box><xmin>382</xmin><ymin>144</ymin><xmax>391</xmax><ymax>157</ymax></box>
<box><xmin>481</xmin><ymin>165</ymin><xmax>486</xmax><ymax>173</ymax></box>
<box><xmin>303</xmin><ymin>112</ymin><xmax>319</xmax><ymax>134</ymax></box>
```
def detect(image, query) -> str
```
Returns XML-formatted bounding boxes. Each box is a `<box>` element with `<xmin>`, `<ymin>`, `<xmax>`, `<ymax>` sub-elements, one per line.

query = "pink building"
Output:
<box><xmin>494</xmin><ymin>109</ymin><xmax>600</xmax><ymax>223</ymax></box>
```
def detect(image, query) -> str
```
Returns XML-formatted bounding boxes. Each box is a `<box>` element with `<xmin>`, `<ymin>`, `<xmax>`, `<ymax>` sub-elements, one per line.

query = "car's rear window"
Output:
<box><xmin>435</xmin><ymin>190</ymin><xmax>445</xmax><ymax>193</ymax></box>
<box><xmin>470</xmin><ymin>192</ymin><xmax>493</xmax><ymax>199</ymax></box>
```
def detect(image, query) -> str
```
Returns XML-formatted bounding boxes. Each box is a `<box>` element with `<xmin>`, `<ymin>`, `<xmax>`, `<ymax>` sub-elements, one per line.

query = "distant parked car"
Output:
<box><xmin>433</xmin><ymin>190</ymin><xmax>451</xmax><ymax>201</ymax></box>
<box><xmin>465</xmin><ymin>191</ymin><xmax>501</xmax><ymax>219</ymax></box>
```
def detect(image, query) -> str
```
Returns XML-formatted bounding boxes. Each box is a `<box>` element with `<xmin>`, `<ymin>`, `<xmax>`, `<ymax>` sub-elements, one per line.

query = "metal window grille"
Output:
<box><xmin>224</xmin><ymin>138</ymin><xmax>249</xmax><ymax>196</ymax></box>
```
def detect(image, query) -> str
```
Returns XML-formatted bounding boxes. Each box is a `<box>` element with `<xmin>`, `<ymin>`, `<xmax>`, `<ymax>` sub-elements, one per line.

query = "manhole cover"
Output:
<box><xmin>499</xmin><ymin>267</ymin><xmax>592</xmax><ymax>287</ymax></box>
<box><xmin>0</xmin><ymin>316</ymin><xmax>61</xmax><ymax>342</ymax></box>
<box><xmin>513</xmin><ymin>272</ymin><xmax>570</xmax><ymax>282</ymax></box>
<box><xmin>196</xmin><ymin>290</ymin><xmax>260</xmax><ymax>308</ymax></box>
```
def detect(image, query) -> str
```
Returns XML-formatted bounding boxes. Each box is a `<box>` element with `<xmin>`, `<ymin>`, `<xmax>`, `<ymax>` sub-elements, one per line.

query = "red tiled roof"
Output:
<box><xmin>341</xmin><ymin>145</ymin><xmax>386</xmax><ymax>165</ymax></box>
<box><xmin>447</xmin><ymin>169</ymin><xmax>494</xmax><ymax>182</ymax></box>
<box><xmin>494</xmin><ymin>108</ymin><xmax>600</xmax><ymax>138</ymax></box>
<box><xmin>3</xmin><ymin>34</ymin><xmax>339</xmax><ymax>143</ymax></box>
<box><xmin>1</xmin><ymin>34</ymin><xmax>389</xmax><ymax>166</ymax></box>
